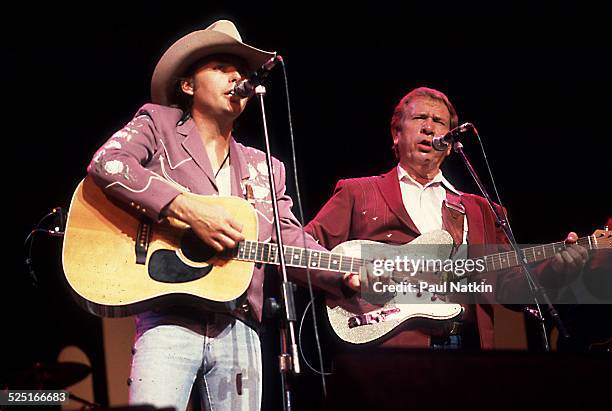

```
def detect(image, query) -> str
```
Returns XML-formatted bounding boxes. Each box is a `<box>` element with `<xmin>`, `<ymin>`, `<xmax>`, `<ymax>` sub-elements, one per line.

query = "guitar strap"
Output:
<box><xmin>441</xmin><ymin>191</ymin><xmax>465</xmax><ymax>249</ymax></box>
<box><xmin>441</xmin><ymin>191</ymin><xmax>478</xmax><ymax>332</ymax></box>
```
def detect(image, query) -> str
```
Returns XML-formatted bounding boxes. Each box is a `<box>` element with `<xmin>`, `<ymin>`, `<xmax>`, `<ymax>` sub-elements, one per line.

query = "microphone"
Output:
<box><xmin>432</xmin><ymin>122</ymin><xmax>476</xmax><ymax>151</ymax></box>
<box><xmin>233</xmin><ymin>54</ymin><xmax>283</xmax><ymax>98</ymax></box>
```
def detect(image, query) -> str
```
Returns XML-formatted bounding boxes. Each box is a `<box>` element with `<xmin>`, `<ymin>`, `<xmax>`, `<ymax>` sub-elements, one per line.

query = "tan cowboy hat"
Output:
<box><xmin>151</xmin><ymin>19</ymin><xmax>276</xmax><ymax>105</ymax></box>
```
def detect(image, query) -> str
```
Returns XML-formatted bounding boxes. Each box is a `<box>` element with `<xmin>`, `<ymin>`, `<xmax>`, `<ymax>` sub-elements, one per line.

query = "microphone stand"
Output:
<box><xmin>254</xmin><ymin>85</ymin><xmax>300</xmax><ymax>411</ymax></box>
<box><xmin>452</xmin><ymin>141</ymin><xmax>569</xmax><ymax>352</ymax></box>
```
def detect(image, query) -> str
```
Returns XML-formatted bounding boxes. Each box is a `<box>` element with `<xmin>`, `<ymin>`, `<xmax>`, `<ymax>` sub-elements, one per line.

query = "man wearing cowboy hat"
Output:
<box><xmin>87</xmin><ymin>20</ymin><xmax>352</xmax><ymax>411</ymax></box>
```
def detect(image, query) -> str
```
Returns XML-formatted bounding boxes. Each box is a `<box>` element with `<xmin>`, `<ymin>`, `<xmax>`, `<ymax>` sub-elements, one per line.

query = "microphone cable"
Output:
<box><xmin>23</xmin><ymin>207</ymin><xmax>65</xmax><ymax>287</ymax></box>
<box><xmin>473</xmin><ymin>129</ymin><xmax>545</xmax><ymax>315</ymax></box>
<box><xmin>277</xmin><ymin>58</ymin><xmax>332</xmax><ymax>395</ymax></box>
<box><xmin>299</xmin><ymin>300</ymin><xmax>333</xmax><ymax>377</ymax></box>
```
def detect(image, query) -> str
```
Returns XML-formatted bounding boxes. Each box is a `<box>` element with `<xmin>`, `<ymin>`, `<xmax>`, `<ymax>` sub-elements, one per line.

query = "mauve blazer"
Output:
<box><xmin>88</xmin><ymin>103</ymin><xmax>345</xmax><ymax>323</ymax></box>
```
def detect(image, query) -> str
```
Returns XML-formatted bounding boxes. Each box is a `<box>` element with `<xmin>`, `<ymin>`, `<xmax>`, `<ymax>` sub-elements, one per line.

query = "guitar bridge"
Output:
<box><xmin>135</xmin><ymin>220</ymin><xmax>152</xmax><ymax>265</ymax></box>
<box><xmin>348</xmin><ymin>307</ymin><xmax>400</xmax><ymax>328</ymax></box>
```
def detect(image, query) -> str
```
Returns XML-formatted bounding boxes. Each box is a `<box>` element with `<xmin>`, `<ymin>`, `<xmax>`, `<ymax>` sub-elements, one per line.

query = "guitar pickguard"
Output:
<box><xmin>149</xmin><ymin>250</ymin><xmax>214</xmax><ymax>283</ymax></box>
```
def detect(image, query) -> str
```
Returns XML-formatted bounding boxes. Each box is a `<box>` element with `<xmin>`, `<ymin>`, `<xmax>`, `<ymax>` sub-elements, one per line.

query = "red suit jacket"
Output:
<box><xmin>305</xmin><ymin>168</ymin><xmax>560</xmax><ymax>349</ymax></box>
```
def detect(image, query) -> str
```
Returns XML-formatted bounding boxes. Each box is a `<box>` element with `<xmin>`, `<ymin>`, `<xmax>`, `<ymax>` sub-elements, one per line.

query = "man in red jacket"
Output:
<box><xmin>305</xmin><ymin>86</ymin><xmax>588</xmax><ymax>349</ymax></box>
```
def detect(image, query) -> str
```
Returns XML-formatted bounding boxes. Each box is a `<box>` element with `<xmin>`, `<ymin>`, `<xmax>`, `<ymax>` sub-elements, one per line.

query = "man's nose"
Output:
<box><xmin>421</xmin><ymin>119</ymin><xmax>435</xmax><ymax>135</ymax></box>
<box><xmin>229</xmin><ymin>70</ymin><xmax>244</xmax><ymax>84</ymax></box>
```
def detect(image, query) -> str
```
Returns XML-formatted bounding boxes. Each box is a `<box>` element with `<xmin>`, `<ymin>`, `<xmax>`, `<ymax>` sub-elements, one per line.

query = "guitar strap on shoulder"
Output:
<box><xmin>441</xmin><ymin>192</ymin><xmax>477</xmax><ymax>326</ymax></box>
<box><xmin>442</xmin><ymin>191</ymin><xmax>465</xmax><ymax>249</ymax></box>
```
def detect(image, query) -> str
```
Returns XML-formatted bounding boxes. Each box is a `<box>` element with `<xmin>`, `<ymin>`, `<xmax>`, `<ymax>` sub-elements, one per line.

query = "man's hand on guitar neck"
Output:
<box><xmin>163</xmin><ymin>193</ymin><xmax>245</xmax><ymax>252</ymax></box>
<box><xmin>551</xmin><ymin>232</ymin><xmax>589</xmax><ymax>275</ymax></box>
<box><xmin>342</xmin><ymin>258</ymin><xmax>393</xmax><ymax>295</ymax></box>
<box><xmin>343</xmin><ymin>273</ymin><xmax>361</xmax><ymax>291</ymax></box>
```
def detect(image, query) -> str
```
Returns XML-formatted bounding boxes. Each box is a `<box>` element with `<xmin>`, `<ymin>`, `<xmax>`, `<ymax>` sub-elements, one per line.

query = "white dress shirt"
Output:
<box><xmin>397</xmin><ymin>165</ymin><xmax>468</xmax><ymax>244</ymax></box>
<box><xmin>216</xmin><ymin>164</ymin><xmax>232</xmax><ymax>197</ymax></box>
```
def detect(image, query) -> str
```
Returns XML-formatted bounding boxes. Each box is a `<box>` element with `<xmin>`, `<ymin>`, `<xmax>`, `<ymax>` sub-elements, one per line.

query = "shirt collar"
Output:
<box><xmin>397</xmin><ymin>164</ymin><xmax>462</xmax><ymax>196</ymax></box>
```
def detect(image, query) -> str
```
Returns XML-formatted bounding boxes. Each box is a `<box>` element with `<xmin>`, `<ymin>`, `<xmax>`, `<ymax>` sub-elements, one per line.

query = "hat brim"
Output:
<box><xmin>151</xmin><ymin>30</ymin><xmax>275</xmax><ymax>106</ymax></box>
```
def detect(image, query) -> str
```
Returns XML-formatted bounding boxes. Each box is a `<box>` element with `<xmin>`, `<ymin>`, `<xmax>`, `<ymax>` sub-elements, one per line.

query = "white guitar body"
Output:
<box><xmin>326</xmin><ymin>230</ymin><xmax>464</xmax><ymax>344</ymax></box>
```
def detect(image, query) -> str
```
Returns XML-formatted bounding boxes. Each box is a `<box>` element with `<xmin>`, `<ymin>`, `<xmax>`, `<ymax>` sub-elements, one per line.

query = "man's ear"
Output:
<box><xmin>392</xmin><ymin>128</ymin><xmax>399</xmax><ymax>146</ymax></box>
<box><xmin>445</xmin><ymin>143</ymin><xmax>452</xmax><ymax>157</ymax></box>
<box><xmin>180</xmin><ymin>79</ymin><xmax>194</xmax><ymax>96</ymax></box>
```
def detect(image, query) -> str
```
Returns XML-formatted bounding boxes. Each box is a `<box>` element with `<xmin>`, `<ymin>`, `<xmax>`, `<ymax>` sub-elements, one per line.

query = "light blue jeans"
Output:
<box><xmin>128</xmin><ymin>312</ymin><xmax>262</xmax><ymax>411</ymax></box>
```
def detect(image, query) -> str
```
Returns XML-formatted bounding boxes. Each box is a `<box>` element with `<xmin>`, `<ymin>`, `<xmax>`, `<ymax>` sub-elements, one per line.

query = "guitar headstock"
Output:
<box><xmin>592</xmin><ymin>228</ymin><xmax>612</xmax><ymax>249</ymax></box>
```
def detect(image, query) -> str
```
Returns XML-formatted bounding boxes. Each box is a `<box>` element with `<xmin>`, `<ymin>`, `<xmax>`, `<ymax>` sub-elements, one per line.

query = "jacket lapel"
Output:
<box><xmin>177</xmin><ymin>119</ymin><xmax>218</xmax><ymax>192</ymax></box>
<box><xmin>462</xmin><ymin>195</ymin><xmax>485</xmax><ymax>245</ymax></box>
<box><xmin>376</xmin><ymin>168</ymin><xmax>421</xmax><ymax>237</ymax></box>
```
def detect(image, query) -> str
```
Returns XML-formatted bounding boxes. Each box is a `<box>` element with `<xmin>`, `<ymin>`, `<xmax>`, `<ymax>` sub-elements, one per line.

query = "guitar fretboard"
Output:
<box><xmin>228</xmin><ymin>234</ymin><xmax>601</xmax><ymax>275</ymax></box>
<box><xmin>231</xmin><ymin>240</ymin><xmax>365</xmax><ymax>274</ymax></box>
<box><xmin>479</xmin><ymin>236</ymin><xmax>595</xmax><ymax>272</ymax></box>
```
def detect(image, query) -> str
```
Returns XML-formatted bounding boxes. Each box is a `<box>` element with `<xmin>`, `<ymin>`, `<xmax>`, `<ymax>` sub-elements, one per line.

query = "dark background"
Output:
<box><xmin>5</xmin><ymin>2</ymin><xmax>610</xmax><ymax>410</ymax></box>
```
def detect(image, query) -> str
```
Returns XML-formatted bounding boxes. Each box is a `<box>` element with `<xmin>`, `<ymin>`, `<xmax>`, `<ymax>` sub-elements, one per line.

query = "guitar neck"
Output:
<box><xmin>228</xmin><ymin>240</ymin><xmax>363</xmax><ymax>274</ymax></box>
<box><xmin>228</xmin><ymin>233</ymin><xmax>603</xmax><ymax>275</ymax></box>
<box><xmin>478</xmin><ymin>235</ymin><xmax>597</xmax><ymax>273</ymax></box>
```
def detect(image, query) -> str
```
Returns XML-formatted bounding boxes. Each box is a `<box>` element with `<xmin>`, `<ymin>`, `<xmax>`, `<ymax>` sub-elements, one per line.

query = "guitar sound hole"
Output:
<box><xmin>181</xmin><ymin>230</ymin><xmax>216</xmax><ymax>262</ymax></box>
